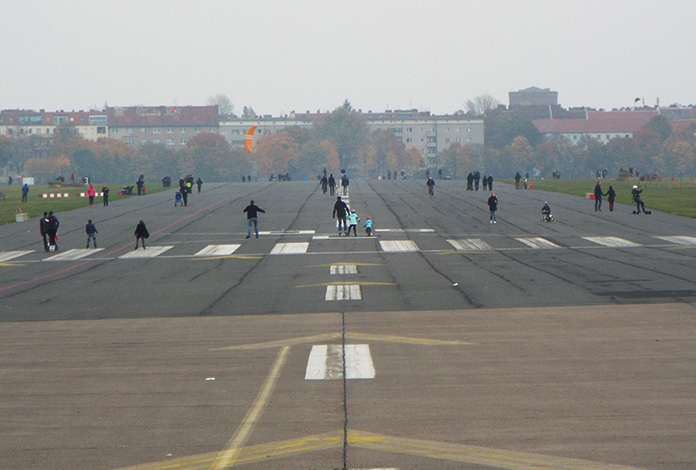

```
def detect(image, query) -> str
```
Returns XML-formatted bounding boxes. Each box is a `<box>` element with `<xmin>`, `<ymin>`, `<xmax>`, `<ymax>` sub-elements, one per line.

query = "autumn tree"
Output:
<box><xmin>367</xmin><ymin>129</ymin><xmax>407</xmax><ymax>177</ymax></box>
<box><xmin>185</xmin><ymin>132</ymin><xmax>237</xmax><ymax>181</ymax></box>
<box><xmin>313</xmin><ymin>101</ymin><xmax>369</xmax><ymax>170</ymax></box>
<box><xmin>297</xmin><ymin>138</ymin><xmax>339</xmax><ymax>177</ymax></box>
<box><xmin>643</xmin><ymin>114</ymin><xmax>672</xmax><ymax>141</ymax></box>
<box><xmin>440</xmin><ymin>143</ymin><xmax>476</xmax><ymax>178</ymax></box>
<box><xmin>464</xmin><ymin>94</ymin><xmax>499</xmax><ymax>116</ymax></box>
<box><xmin>254</xmin><ymin>130</ymin><xmax>300</xmax><ymax>176</ymax></box>
<box><xmin>207</xmin><ymin>94</ymin><xmax>235</xmax><ymax>117</ymax></box>
<box><xmin>654</xmin><ymin>123</ymin><xmax>696</xmax><ymax>176</ymax></box>
<box><xmin>485</xmin><ymin>109</ymin><xmax>542</xmax><ymax>150</ymax></box>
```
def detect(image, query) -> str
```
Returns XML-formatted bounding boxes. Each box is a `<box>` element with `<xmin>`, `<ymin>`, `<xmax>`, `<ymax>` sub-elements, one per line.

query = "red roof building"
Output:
<box><xmin>533</xmin><ymin>110</ymin><xmax>658</xmax><ymax>144</ymax></box>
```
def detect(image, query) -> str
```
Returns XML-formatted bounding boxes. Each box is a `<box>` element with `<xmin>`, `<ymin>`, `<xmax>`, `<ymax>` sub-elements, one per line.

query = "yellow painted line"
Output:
<box><xmin>212</xmin><ymin>332</ymin><xmax>468</xmax><ymax>351</ymax></box>
<box><xmin>304</xmin><ymin>262</ymin><xmax>382</xmax><ymax>268</ymax></box>
<box><xmin>193</xmin><ymin>255</ymin><xmax>262</xmax><ymax>260</ymax></box>
<box><xmin>295</xmin><ymin>281</ymin><xmax>395</xmax><ymax>288</ymax></box>
<box><xmin>437</xmin><ymin>250</ymin><xmax>484</xmax><ymax>255</ymax></box>
<box><xmin>210</xmin><ymin>333</ymin><xmax>342</xmax><ymax>351</ymax></box>
<box><xmin>348</xmin><ymin>430</ymin><xmax>648</xmax><ymax>470</ymax></box>
<box><xmin>345</xmin><ymin>332</ymin><xmax>469</xmax><ymax>346</ymax></box>
<box><xmin>115</xmin><ymin>431</ymin><xmax>345</xmax><ymax>470</ymax></box>
<box><xmin>0</xmin><ymin>262</ymin><xmax>24</xmax><ymax>267</ymax></box>
<box><xmin>212</xmin><ymin>345</ymin><xmax>291</xmax><ymax>469</ymax></box>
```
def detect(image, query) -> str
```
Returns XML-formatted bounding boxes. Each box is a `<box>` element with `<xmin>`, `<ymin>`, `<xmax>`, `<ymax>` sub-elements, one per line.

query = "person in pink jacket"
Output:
<box><xmin>87</xmin><ymin>184</ymin><xmax>96</xmax><ymax>207</ymax></box>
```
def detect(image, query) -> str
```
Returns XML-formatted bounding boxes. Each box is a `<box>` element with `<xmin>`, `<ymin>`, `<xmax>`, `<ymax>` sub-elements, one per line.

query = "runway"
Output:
<box><xmin>0</xmin><ymin>179</ymin><xmax>695</xmax><ymax>469</ymax></box>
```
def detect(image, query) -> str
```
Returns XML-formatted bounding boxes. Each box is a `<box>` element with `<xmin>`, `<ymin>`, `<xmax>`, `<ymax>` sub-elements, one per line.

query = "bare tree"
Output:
<box><xmin>207</xmin><ymin>94</ymin><xmax>235</xmax><ymax>117</ymax></box>
<box><xmin>465</xmin><ymin>94</ymin><xmax>499</xmax><ymax>116</ymax></box>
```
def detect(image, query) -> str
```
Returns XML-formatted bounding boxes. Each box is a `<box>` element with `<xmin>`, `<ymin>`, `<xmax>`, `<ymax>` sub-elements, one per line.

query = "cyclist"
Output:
<box><xmin>426</xmin><ymin>176</ymin><xmax>435</xmax><ymax>197</ymax></box>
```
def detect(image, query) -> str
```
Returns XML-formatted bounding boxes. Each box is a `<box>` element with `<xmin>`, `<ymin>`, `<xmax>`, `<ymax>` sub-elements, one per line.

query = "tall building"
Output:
<box><xmin>107</xmin><ymin>106</ymin><xmax>218</xmax><ymax>147</ymax></box>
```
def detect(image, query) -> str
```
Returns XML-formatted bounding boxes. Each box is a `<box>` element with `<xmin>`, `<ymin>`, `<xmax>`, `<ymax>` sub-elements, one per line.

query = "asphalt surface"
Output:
<box><xmin>1</xmin><ymin>179</ymin><xmax>695</xmax><ymax>469</ymax></box>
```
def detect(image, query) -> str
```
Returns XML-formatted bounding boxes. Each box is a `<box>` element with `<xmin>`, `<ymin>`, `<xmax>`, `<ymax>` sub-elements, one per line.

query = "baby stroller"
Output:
<box><xmin>174</xmin><ymin>191</ymin><xmax>183</xmax><ymax>207</ymax></box>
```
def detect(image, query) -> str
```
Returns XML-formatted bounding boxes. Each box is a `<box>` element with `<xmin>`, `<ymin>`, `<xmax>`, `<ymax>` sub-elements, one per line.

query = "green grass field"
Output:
<box><xmin>0</xmin><ymin>183</ymin><xmax>171</xmax><ymax>225</ymax></box>
<box><xmin>512</xmin><ymin>177</ymin><xmax>696</xmax><ymax>218</ymax></box>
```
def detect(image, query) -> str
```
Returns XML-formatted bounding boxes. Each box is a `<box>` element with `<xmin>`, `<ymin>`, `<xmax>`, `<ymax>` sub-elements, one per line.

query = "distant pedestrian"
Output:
<box><xmin>85</xmin><ymin>219</ymin><xmax>98</xmax><ymax>248</ymax></box>
<box><xmin>21</xmin><ymin>183</ymin><xmax>29</xmax><ymax>202</ymax></box>
<box><xmin>514</xmin><ymin>172</ymin><xmax>521</xmax><ymax>190</ymax></box>
<box><xmin>487</xmin><ymin>192</ymin><xmax>498</xmax><ymax>224</ymax></box>
<box><xmin>87</xmin><ymin>183</ymin><xmax>96</xmax><ymax>206</ymax></box>
<box><xmin>328</xmin><ymin>174</ymin><xmax>336</xmax><ymax>196</ymax></box>
<box><xmin>607</xmin><ymin>185</ymin><xmax>616</xmax><ymax>212</ymax></box>
<box><xmin>482</xmin><ymin>175</ymin><xmax>488</xmax><ymax>191</ymax></box>
<box><xmin>102</xmin><ymin>185</ymin><xmax>109</xmax><ymax>206</ymax></box>
<box><xmin>243</xmin><ymin>200</ymin><xmax>265</xmax><ymax>239</ymax></box>
<box><xmin>46</xmin><ymin>211</ymin><xmax>60</xmax><ymax>252</ymax></box>
<box><xmin>136</xmin><ymin>177</ymin><xmax>144</xmax><ymax>196</ymax></box>
<box><xmin>332</xmin><ymin>196</ymin><xmax>350</xmax><ymax>236</ymax></box>
<box><xmin>134</xmin><ymin>220</ymin><xmax>149</xmax><ymax>249</ymax></box>
<box><xmin>341</xmin><ymin>175</ymin><xmax>349</xmax><ymax>195</ymax></box>
<box><xmin>196</xmin><ymin>178</ymin><xmax>203</xmax><ymax>193</ymax></box>
<box><xmin>39</xmin><ymin>212</ymin><xmax>49</xmax><ymax>252</ymax></box>
<box><xmin>487</xmin><ymin>175</ymin><xmax>493</xmax><ymax>190</ymax></box>
<box><xmin>181</xmin><ymin>188</ymin><xmax>188</xmax><ymax>206</ymax></box>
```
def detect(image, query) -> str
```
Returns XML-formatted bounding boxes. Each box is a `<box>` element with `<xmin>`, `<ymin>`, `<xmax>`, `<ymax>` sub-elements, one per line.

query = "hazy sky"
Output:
<box><xmin>3</xmin><ymin>0</ymin><xmax>694</xmax><ymax>116</ymax></box>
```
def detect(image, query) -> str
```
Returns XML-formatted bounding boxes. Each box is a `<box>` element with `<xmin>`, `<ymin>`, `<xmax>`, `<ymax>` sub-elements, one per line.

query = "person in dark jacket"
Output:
<box><xmin>102</xmin><ymin>185</ymin><xmax>109</xmax><ymax>206</ymax></box>
<box><xmin>85</xmin><ymin>219</ymin><xmax>98</xmax><ymax>248</ymax></box>
<box><xmin>487</xmin><ymin>192</ymin><xmax>498</xmax><ymax>224</ymax></box>
<box><xmin>607</xmin><ymin>185</ymin><xmax>616</xmax><ymax>212</ymax></box>
<box><xmin>46</xmin><ymin>211</ymin><xmax>60</xmax><ymax>251</ymax></box>
<box><xmin>134</xmin><ymin>220</ymin><xmax>149</xmax><ymax>249</ymax></box>
<box><xmin>39</xmin><ymin>212</ymin><xmax>49</xmax><ymax>251</ymax></box>
<box><xmin>594</xmin><ymin>181</ymin><xmax>606</xmax><ymax>211</ymax></box>
<box><xmin>328</xmin><ymin>174</ymin><xmax>336</xmax><ymax>196</ymax></box>
<box><xmin>196</xmin><ymin>178</ymin><xmax>203</xmax><ymax>193</ymax></box>
<box><xmin>487</xmin><ymin>175</ymin><xmax>493</xmax><ymax>190</ymax></box>
<box><xmin>332</xmin><ymin>196</ymin><xmax>350</xmax><ymax>236</ymax></box>
<box><xmin>243</xmin><ymin>200</ymin><xmax>265</xmax><ymax>239</ymax></box>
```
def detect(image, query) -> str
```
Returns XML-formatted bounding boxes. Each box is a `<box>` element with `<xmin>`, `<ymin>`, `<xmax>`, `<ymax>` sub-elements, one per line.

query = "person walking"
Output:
<box><xmin>85</xmin><ymin>219</ymin><xmax>98</xmax><ymax>248</ymax></box>
<box><xmin>196</xmin><ymin>178</ymin><xmax>203</xmax><ymax>194</ymax></box>
<box><xmin>328</xmin><ymin>174</ymin><xmax>336</xmax><ymax>196</ymax></box>
<box><xmin>181</xmin><ymin>187</ymin><xmax>188</xmax><ymax>207</ymax></box>
<box><xmin>332</xmin><ymin>196</ymin><xmax>350</xmax><ymax>236</ymax></box>
<box><xmin>320</xmin><ymin>174</ymin><xmax>328</xmax><ymax>194</ymax></box>
<box><xmin>514</xmin><ymin>172</ymin><xmax>521</xmax><ymax>190</ymax></box>
<box><xmin>39</xmin><ymin>212</ymin><xmax>49</xmax><ymax>252</ymax></box>
<box><xmin>21</xmin><ymin>183</ymin><xmax>29</xmax><ymax>203</ymax></box>
<box><xmin>487</xmin><ymin>175</ymin><xmax>493</xmax><ymax>190</ymax></box>
<box><xmin>87</xmin><ymin>183</ymin><xmax>96</xmax><ymax>207</ymax></box>
<box><xmin>134</xmin><ymin>220</ymin><xmax>149</xmax><ymax>249</ymax></box>
<box><xmin>46</xmin><ymin>211</ymin><xmax>60</xmax><ymax>252</ymax></box>
<box><xmin>487</xmin><ymin>192</ymin><xmax>498</xmax><ymax>224</ymax></box>
<box><xmin>243</xmin><ymin>200</ymin><xmax>265</xmax><ymax>239</ymax></box>
<box><xmin>594</xmin><ymin>181</ymin><xmax>605</xmax><ymax>211</ymax></box>
<box><xmin>607</xmin><ymin>185</ymin><xmax>616</xmax><ymax>212</ymax></box>
<box><xmin>341</xmin><ymin>174</ymin><xmax>349</xmax><ymax>196</ymax></box>
<box><xmin>102</xmin><ymin>185</ymin><xmax>109</xmax><ymax>206</ymax></box>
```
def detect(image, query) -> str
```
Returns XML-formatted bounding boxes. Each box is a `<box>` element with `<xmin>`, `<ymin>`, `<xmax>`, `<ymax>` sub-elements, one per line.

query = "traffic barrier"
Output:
<box><xmin>586</xmin><ymin>193</ymin><xmax>595</xmax><ymax>200</ymax></box>
<box><xmin>78</xmin><ymin>192</ymin><xmax>104</xmax><ymax>197</ymax></box>
<box><xmin>39</xmin><ymin>193</ymin><xmax>70</xmax><ymax>198</ymax></box>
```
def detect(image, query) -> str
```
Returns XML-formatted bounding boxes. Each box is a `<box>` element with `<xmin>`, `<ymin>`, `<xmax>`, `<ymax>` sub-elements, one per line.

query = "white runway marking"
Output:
<box><xmin>655</xmin><ymin>236</ymin><xmax>696</xmax><ymax>246</ymax></box>
<box><xmin>583</xmin><ymin>236</ymin><xmax>640</xmax><ymax>247</ymax></box>
<box><xmin>0</xmin><ymin>251</ymin><xmax>34</xmax><ymax>262</ymax></box>
<box><xmin>259</xmin><ymin>230</ymin><xmax>315</xmax><ymax>235</ymax></box>
<box><xmin>379</xmin><ymin>240</ymin><xmax>419</xmax><ymax>252</ymax></box>
<box><xmin>330</xmin><ymin>264</ymin><xmax>358</xmax><ymax>274</ymax></box>
<box><xmin>515</xmin><ymin>237</ymin><xmax>562</xmax><ymax>249</ymax></box>
<box><xmin>305</xmin><ymin>344</ymin><xmax>375</xmax><ymax>380</ymax></box>
<box><xmin>325</xmin><ymin>284</ymin><xmax>362</xmax><ymax>300</ymax></box>
<box><xmin>377</xmin><ymin>228</ymin><xmax>435</xmax><ymax>233</ymax></box>
<box><xmin>45</xmin><ymin>248</ymin><xmax>104</xmax><ymax>261</ymax></box>
<box><xmin>447</xmin><ymin>239</ymin><xmax>493</xmax><ymax>251</ymax></box>
<box><xmin>194</xmin><ymin>244</ymin><xmax>240</xmax><ymax>257</ymax></box>
<box><xmin>119</xmin><ymin>246</ymin><xmax>174</xmax><ymax>259</ymax></box>
<box><xmin>270</xmin><ymin>242</ymin><xmax>309</xmax><ymax>254</ymax></box>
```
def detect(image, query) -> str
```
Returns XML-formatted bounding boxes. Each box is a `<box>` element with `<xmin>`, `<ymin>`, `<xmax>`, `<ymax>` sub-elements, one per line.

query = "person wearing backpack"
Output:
<box><xmin>134</xmin><ymin>220</ymin><xmax>149</xmax><ymax>249</ymax></box>
<box><xmin>46</xmin><ymin>211</ymin><xmax>60</xmax><ymax>252</ymax></box>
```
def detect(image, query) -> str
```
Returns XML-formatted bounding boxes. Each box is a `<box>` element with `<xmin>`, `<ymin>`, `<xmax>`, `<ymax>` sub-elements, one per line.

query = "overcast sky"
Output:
<box><xmin>3</xmin><ymin>0</ymin><xmax>694</xmax><ymax>116</ymax></box>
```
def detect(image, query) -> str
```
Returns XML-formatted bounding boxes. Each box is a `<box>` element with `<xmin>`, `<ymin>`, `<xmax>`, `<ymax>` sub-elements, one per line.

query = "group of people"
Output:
<box><xmin>332</xmin><ymin>196</ymin><xmax>373</xmax><ymax>236</ymax></box>
<box><xmin>175</xmin><ymin>175</ymin><xmax>203</xmax><ymax>207</ymax></box>
<box><xmin>466</xmin><ymin>171</ymin><xmax>493</xmax><ymax>191</ymax></box>
<box><xmin>593</xmin><ymin>181</ymin><xmax>650</xmax><ymax>214</ymax></box>
<box><xmin>320</xmin><ymin>169</ymin><xmax>350</xmax><ymax>196</ymax></box>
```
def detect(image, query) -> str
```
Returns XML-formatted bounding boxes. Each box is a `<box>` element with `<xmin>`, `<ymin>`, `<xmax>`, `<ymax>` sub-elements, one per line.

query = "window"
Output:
<box><xmin>127</xmin><ymin>128</ymin><xmax>133</xmax><ymax>134</ymax></box>
<box><xmin>467</xmin><ymin>127</ymin><xmax>471</xmax><ymax>132</ymax></box>
<box><xmin>181</xmin><ymin>127</ymin><xmax>186</xmax><ymax>133</ymax></box>
<box><xmin>180</xmin><ymin>138</ymin><xmax>187</xmax><ymax>145</ymax></box>
<box><xmin>142</xmin><ymin>128</ymin><xmax>147</xmax><ymax>134</ymax></box>
<box><xmin>141</xmin><ymin>140</ymin><xmax>148</xmax><ymax>145</ymax></box>
<box><xmin>167</xmin><ymin>127</ymin><xmax>174</xmax><ymax>133</ymax></box>
<box><xmin>89</xmin><ymin>115</ymin><xmax>107</xmax><ymax>125</ymax></box>
<box><xmin>125</xmin><ymin>138</ymin><xmax>135</xmax><ymax>145</ymax></box>
<box><xmin>153</xmin><ymin>139</ymin><xmax>161</xmax><ymax>145</ymax></box>
<box><xmin>153</xmin><ymin>128</ymin><xmax>161</xmax><ymax>134</ymax></box>
<box><xmin>166</xmin><ymin>139</ymin><xmax>174</xmax><ymax>145</ymax></box>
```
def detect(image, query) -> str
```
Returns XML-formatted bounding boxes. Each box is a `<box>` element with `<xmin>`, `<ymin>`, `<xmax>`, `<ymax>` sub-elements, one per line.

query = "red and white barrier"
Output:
<box><xmin>39</xmin><ymin>193</ymin><xmax>70</xmax><ymax>198</ymax></box>
<box><xmin>78</xmin><ymin>192</ymin><xmax>104</xmax><ymax>197</ymax></box>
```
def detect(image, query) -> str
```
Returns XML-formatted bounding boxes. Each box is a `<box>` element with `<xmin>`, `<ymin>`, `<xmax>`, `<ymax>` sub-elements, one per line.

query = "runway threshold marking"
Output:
<box><xmin>45</xmin><ymin>248</ymin><xmax>104</xmax><ymax>261</ymax></box>
<box><xmin>116</xmin><ymin>429</ymin><xmax>648</xmax><ymax>470</ymax></box>
<box><xmin>212</xmin><ymin>345</ymin><xmax>290</xmax><ymax>469</ymax></box>
<box><xmin>325</xmin><ymin>284</ymin><xmax>362</xmax><ymax>300</ymax></box>
<box><xmin>305</xmin><ymin>344</ymin><xmax>375</xmax><ymax>380</ymax></box>
<box><xmin>295</xmin><ymin>281</ymin><xmax>395</xmax><ymax>288</ymax></box>
<box><xmin>583</xmin><ymin>236</ymin><xmax>640</xmax><ymax>247</ymax></box>
<box><xmin>379</xmin><ymin>240</ymin><xmax>419</xmax><ymax>252</ymax></box>
<box><xmin>515</xmin><ymin>237</ymin><xmax>561</xmax><ymax>249</ymax></box>
<box><xmin>0</xmin><ymin>250</ymin><xmax>34</xmax><ymax>262</ymax></box>
<box><xmin>330</xmin><ymin>264</ymin><xmax>358</xmax><ymax>274</ymax></box>
<box><xmin>655</xmin><ymin>235</ymin><xmax>696</xmax><ymax>246</ymax></box>
<box><xmin>447</xmin><ymin>239</ymin><xmax>493</xmax><ymax>251</ymax></box>
<box><xmin>270</xmin><ymin>242</ymin><xmax>309</xmax><ymax>254</ymax></box>
<box><xmin>119</xmin><ymin>246</ymin><xmax>174</xmax><ymax>259</ymax></box>
<box><xmin>211</xmin><ymin>332</ymin><xmax>467</xmax><ymax>351</ymax></box>
<box><xmin>193</xmin><ymin>244</ymin><xmax>240</xmax><ymax>257</ymax></box>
